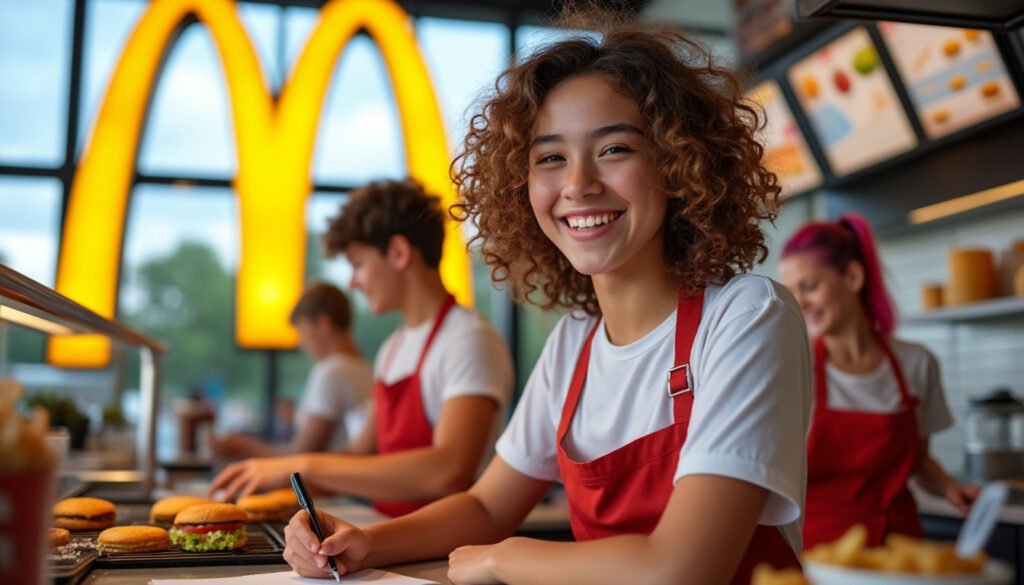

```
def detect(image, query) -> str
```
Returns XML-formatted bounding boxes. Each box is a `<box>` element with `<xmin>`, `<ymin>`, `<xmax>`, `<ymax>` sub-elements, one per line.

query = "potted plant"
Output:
<box><xmin>25</xmin><ymin>393</ymin><xmax>90</xmax><ymax>450</ymax></box>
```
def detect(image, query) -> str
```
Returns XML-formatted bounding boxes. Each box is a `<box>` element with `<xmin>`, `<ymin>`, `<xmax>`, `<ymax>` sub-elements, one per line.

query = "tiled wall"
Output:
<box><xmin>878</xmin><ymin>208</ymin><xmax>1024</xmax><ymax>475</ymax></box>
<box><xmin>760</xmin><ymin>197</ymin><xmax>1024</xmax><ymax>476</ymax></box>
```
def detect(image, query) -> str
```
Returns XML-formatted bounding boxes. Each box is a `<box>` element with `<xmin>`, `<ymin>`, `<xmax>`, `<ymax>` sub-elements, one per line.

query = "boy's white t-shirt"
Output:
<box><xmin>374</xmin><ymin>304</ymin><xmax>515</xmax><ymax>462</ymax></box>
<box><xmin>497</xmin><ymin>274</ymin><xmax>812</xmax><ymax>552</ymax></box>
<box><xmin>822</xmin><ymin>339</ymin><xmax>953</xmax><ymax>437</ymax></box>
<box><xmin>296</xmin><ymin>353</ymin><xmax>374</xmax><ymax>451</ymax></box>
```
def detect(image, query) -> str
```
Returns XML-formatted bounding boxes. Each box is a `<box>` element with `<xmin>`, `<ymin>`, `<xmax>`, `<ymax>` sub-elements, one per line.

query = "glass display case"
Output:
<box><xmin>0</xmin><ymin>263</ymin><xmax>164</xmax><ymax>495</ymax></box>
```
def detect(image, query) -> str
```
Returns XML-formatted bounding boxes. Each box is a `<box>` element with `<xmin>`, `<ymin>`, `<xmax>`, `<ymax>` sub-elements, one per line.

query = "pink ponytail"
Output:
<box><xmin>781</xmin><ymin>213</ymin><xmax>897</xmax><ymax>335</ymax></box>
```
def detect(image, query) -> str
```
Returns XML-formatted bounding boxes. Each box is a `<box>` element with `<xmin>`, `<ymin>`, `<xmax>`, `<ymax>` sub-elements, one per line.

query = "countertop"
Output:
<box><xmin>81</xmin><ymin>559</ymin><xmax>450</xmax><ymax>584</ymax></box>
<box><xmin>912</xmin><ymin>484</ymin><xmax>1024</xmax><ymax>525</ymax></box>
<box><xmin>72</xmin><ymin>499</ymin><xmax>570</xmax><ymax>585</ymax></box>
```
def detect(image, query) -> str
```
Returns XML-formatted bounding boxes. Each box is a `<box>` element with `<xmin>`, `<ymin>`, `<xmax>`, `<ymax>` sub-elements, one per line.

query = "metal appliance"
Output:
<box><xmin>964</xmin><ymin>389</ymin><xmax>1024</xmax><ymax>481</ymax></box>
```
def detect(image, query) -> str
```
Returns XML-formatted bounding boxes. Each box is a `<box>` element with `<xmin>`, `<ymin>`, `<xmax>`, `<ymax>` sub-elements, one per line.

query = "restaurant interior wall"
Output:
<box><xmin>0</xmin><ymin>0</ymin><xmax>684</xmax><ymax>457</ymax></box>
<box><xmin>747</xmin><ymin>14</ymin><xmax>1024</xmax><ymax>475</ymax></box>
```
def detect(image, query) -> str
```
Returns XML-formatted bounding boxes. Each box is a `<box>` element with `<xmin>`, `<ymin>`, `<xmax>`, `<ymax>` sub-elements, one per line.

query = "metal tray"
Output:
<box><xmin>48</xmin><ymin>542</ymin><xmax>98</xmax><ymax>585</ymax></box>
<box><xmin>90</xmin><ymin>525</ymin><xmax>286</xmax><ymax>568</ymax></box>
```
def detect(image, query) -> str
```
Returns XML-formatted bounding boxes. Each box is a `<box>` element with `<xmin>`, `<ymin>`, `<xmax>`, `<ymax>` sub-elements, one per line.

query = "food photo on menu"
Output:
<box><xmin>746</xmin><ymin>79</ymin><xmax>824</xmax><ymax>197</ymax></box>
<box><xmin>878</xmin><ymin>21</ymin><xmax>1022</xmax><ymax>139</ymax></box>
<box><xmin>787</xmin><ymin>26</ymin><xmax>918</xmax><ymax>176</ymax></box>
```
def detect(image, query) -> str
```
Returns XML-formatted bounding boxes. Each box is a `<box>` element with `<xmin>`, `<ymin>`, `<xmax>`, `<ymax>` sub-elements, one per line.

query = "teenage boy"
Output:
<box><xmin>209</xmin><ymin>179</ymin><xmax>514</xmax><ymax>516</ymax></box>
<box><xmin>209</xmin><ymin>282</ymin><xmax>372</xmax><ymax>458</ymax></box>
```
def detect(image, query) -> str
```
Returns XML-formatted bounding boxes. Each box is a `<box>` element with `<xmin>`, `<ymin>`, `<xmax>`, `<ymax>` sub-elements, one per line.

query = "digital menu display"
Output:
<box><xmin>746</xmin><ymin>80</ymin><xmax>822</xmax><ymax>197</ymax></box>
<box><xmin>787</xmin><ymin>27</ymin><xmax>918</xmax><ymax>176</ymax></box>
<box><xmin>879</xmin><ymin>22</ymin><xmax>1021</xmax><ymax>139</ymax></box>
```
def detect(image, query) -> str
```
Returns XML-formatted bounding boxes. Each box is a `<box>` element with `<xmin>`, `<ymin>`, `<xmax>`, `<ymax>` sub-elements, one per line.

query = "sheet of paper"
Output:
<box><xmin>151</xmin><ymin>568</ymin><xmax>439</xmax><ymax>585</ymax></box>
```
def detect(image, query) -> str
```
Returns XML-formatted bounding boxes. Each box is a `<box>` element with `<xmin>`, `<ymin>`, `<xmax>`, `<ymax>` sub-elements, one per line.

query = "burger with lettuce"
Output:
<box><xmin>170</xmin><ymin>503</ymin><xmax>249</xmax><ymax>552</ymax></box>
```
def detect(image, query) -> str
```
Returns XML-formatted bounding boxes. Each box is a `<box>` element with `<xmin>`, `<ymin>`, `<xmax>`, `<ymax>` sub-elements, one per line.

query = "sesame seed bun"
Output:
<box><xmin>173</xmin><ymin>502</ymin><xmax>249</xmax><ymax>526</ymax></box>
<box><xmin>97</xmin><ymin>526</ymin><xmax>170</xmax><ymax>554</ymax></box>
<box><xmin>150</xmin><ymin>496</ymin><xmax>213</xmax><ymax>524</ymax></box>
<box><xmin>49</xmin><ymin>527</ymin><xmax>71</xmax><ymax>548</ymax></box>
<box><xmin>236</xmin><ymin>494</ymin><xmax>283</xmax><ymax>522</ymax></box>
<box><xmin>53</xmin><ymin>497</ymin><xmax>116</xmax><ymax>531</ymax></box>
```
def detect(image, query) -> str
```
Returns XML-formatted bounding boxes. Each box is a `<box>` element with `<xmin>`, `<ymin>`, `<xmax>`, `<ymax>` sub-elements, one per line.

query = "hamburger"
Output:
<box><xmin>236</xmin><ymin>494</ymin><xmax>284</xmax><ymax>522</ymax></box>
<box><xmin>49</xmin><ymin>527</ymin><xmax>71</xmax><ymax>548</ymax></box>
<box><xmin>265</xmin><ymin>487</ymin><xmax>301</xmax><ymax>517</ymax></box>
<box><xmin>150</xmin><ymin>495</ymin><xmax>213</xmax><ymax>526</ymax></box>
<box><xmin>170</xmin><ymin>503</ymin><xmax>249</xmax><ymax>552</ymax></box>
<box><xmin>97</xmin><ymin>526</ymin><xmax>170</xmax><ymax>554</ymax></box>
<box><xmin>53</xmin><ymin>497</ymin><xmax>116</xmax><ymax>531</ymax></box>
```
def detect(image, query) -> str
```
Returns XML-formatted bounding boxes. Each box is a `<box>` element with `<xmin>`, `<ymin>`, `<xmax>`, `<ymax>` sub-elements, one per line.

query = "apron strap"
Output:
<box><xmin>878</xmin><ymin>337</ymin><xmax>918</xmax><ymax>410</ymax></box>
<box><xmin>379</xmin><ymin>294</ymin><xmax>457</xmax><ymax>381</ymax></box>
<box><xmin>557</xmin><ymin>322</ymin><xmax>600</xmax><ymax>442</ymax></box>
<box><xmin>813</xmin><ymin>335</ymin><xmax>919</xmax><ymax>412</ymax></box>
<box><xmin>668</xmin><ymin>288</ymin><xmax>704</xmax><ymax>423</ymax></box>
<box><xmin>414</xmin><ymin>294</ymin><xmax>457</xmax><ymax>373</ymax></box>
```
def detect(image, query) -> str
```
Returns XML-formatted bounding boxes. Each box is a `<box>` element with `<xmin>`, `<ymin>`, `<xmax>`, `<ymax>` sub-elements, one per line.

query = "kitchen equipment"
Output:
<box><xmin>920</xmin><ymin>283</ymin><xmax>945</xmax><ymax>310</ymax></box>
<box><xmin>956</xmin><ymin>482</ymin><xmax>1009</xmax><ymax>558</ymax></box>
<box><xmin>964</xmin><ymin>390</ymin><xmax>1024</xmax><ymax>481</ymax></box>
<box><xmin>948</xmin><ymin>248</ymin><xmax>997</xmax><ymax>306</ymax></box>
<box><xmin>998</xmin><ymin>239</ymin><xmax>1024</xmax><ymax>297</ymax></box>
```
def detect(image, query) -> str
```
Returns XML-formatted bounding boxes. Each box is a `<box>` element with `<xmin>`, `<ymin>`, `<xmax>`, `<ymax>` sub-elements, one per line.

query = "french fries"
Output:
<box><xmin>0</xmin><ymin>378</ymin><xmax>55</xmax><ymax>473</ymax></box>
<box><xmin>804</xmin><ymin>525</ymin><xmax>987</xmax><ymax>575</ymax></box>
<box><xmin>752</xmin><ymin>564</ymin><xmax>811</xmax><ymax>585</ymax></box>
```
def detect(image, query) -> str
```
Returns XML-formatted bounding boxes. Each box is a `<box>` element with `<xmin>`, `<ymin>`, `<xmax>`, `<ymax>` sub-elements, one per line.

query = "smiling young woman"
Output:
<box><xmin>780</xmin><ymin>214</ymin><xmax>979</xmax><ymax>550</ymax></box>
<box><xmin>282</xmin><ymin>21</ymin><xmax>812</xmax><ymax>585</ymax></box>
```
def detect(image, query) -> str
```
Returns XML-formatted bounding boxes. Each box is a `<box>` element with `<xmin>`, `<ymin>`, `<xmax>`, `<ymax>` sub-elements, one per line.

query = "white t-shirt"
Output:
<box><xmin>374</xmin><ymin>305</ymin><xmax>515</xmax><ymax>463</ymax></box>
<box><xmin>497</xmin><ymin>274</ymin><xmax>812</xmax><ymax>552</ymax></box>
<box><xmin>296</xmin><ymin>353</ymin><xmax>374</xmax><ymax>451</ymax></box>
<box><xmin>822</xmin><ymin>339</ymin><xmax>953</xmax><ymax>437</ymax></box>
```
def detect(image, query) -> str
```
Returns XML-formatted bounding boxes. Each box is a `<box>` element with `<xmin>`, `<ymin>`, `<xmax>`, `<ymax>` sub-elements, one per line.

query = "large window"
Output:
<box><xmin>0</xmin><ymin>0</ymin><xmax>73</xmax><ymax>167</ymax></box>
<box><xmin>418</xmin><ymin>17</ymin><xmax>511</xmax><ymax>153</ymax></box>
<box><xmin>1</xmin><ymin>0</ymin><xmax>595</xmax><ymax>452</ymax></box>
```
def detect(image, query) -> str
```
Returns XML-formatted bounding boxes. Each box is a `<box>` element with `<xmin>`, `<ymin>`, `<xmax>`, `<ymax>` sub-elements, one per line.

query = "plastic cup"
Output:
<box><xmin>0</xmin><ymin>465</ymin><xmax>57</xmax><ymax>585</ymax></box>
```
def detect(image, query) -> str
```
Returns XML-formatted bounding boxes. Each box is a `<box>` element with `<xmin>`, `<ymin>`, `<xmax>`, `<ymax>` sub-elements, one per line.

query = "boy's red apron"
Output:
<box><xmin>556</xmin><ymin>289</ymin><xmax>800</xmax><ymax>584</ymax></box>
<box><xmin>372</xmin><ymin>295</ymin><xmax>456</xmax><ymax>517</ymax></box>
<box><xmin>803</xmin><ymin>336</ymin><xmax>922</xmax><ymax>549</ymax></box>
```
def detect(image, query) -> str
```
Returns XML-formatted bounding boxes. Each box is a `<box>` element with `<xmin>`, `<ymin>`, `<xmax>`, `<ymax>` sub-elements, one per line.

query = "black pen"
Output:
<box><xmin>291</xmin><ymin>472</ymin><xmax>341</xmax><ymax>583</ymax></box>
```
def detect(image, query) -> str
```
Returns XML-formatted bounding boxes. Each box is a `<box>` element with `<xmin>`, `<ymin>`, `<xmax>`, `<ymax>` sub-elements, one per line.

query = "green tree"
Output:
<box><xmin>0</xmin><ymin>247</ymin><xmax>47</xmax><ymax>364</ymax></box>
<box><xmin>120</xmin><ymin>242</ymin><xmax>262</xmax><ymax>401</ymax></box>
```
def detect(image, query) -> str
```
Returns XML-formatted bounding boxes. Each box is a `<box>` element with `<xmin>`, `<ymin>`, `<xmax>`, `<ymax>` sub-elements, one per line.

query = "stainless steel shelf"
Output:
<box><xmin>904</xmin><ymin>296</ymin><xmax>1024</xmax><ymax>324</ymax></box>
<box><xmin>0</xmin><ymin>263</ymin><xmax>164</xmax><ymax>352</ymax></box>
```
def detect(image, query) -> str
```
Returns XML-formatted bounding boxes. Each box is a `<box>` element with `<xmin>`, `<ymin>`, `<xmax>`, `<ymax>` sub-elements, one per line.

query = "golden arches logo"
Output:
<box><xmin>50</xmin><ymin>0</ymin><xmax>470</xmax><ymax>367</ymax></box>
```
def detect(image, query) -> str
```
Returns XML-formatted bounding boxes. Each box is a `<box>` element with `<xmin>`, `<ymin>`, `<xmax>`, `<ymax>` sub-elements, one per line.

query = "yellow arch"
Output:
<box><xmin>50</xmin><ymin>0</ymin><xmax>469</xmax><ymax>367</ymax></box>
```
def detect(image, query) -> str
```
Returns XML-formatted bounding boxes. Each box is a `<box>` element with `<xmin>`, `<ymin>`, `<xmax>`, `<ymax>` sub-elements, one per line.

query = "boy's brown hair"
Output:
<box><xmin>323</xmin><ymin>178</ymin><xmax>446</xmax><ymax>268</ymax></box>
<box><xmin>289</xmin><ymin>281</ymin><xmax>352</xmax><ymax>330</ymax></box>
<box><xmin>451</xmin><ymin>24</ymin><xmax>780</xmax><ymax>316</ymax></box>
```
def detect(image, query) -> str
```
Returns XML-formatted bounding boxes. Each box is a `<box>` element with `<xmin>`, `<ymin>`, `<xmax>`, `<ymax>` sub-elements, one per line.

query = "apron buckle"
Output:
<box><xmin>666</xmin><ymin>364</ymin><xmax>692</xmax><ymax>397</ymax></box>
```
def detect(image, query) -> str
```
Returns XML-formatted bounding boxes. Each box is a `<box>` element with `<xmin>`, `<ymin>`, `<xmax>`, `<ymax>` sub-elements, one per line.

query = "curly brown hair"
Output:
<box><xmin>323</xmin><ymin>178</ymin><xmax>445</xmax><ymax>268</ymax></box>
<box><xmin>450</xmin><ymin>25</ymin><xmax>780</xmax><ymax>316</ymax></box>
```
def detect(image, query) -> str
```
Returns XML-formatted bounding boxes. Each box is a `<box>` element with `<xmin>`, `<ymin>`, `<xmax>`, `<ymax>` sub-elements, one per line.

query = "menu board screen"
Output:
<box><xmin>879</xmin><ymin>22</ymin><xmax>1021</xmax><ymax>139</ymax></box>
<box><xmin>787</xmin><ymin>27</ymin><xmax>918</xmax><ymax>176</ymax></box>
<box><xmin>746</xmin><ymin>80</ymin><xmax>822</xmax><ymax>197</ymax></box>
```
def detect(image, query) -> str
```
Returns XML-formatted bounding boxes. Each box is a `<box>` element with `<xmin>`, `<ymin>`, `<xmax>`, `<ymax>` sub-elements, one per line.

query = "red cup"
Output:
<box><xmin>0</xmin><ymin>465</ymin><xmax>56</xmax><ymax>585</ymax></box>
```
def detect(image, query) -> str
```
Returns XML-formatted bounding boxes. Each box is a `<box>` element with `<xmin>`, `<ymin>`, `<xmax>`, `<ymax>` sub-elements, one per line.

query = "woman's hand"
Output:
<box><xmin>284</xmin><ymin>509</ymin><xmax>369</xmax><ymax>578</ymax></box>
<box><xmin>447</xmin><ymin>541</ymin><xmax>505</xmax><ymax>585</ymax></box>
<box><xmin>945</xmin><ymin>483</ymin><xmax>982</xmax><ymax>516</ymax></box>
<box><xmin>207</xmin><ymin>456</ymin><xmax>298</xmax><ymax>500</ymax></box>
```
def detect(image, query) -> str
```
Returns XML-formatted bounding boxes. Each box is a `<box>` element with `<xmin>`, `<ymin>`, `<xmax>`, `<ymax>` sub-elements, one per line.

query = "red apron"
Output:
<box><xmin>803</xmin><ymin>336</ymin><xmax>922</xmax><ymax>549</ymax></box>
<box><xmin>556</xmin><ymin>290</ymin><xmax>800</xmax><ymax>584</ymax></box>
<box><xmin>371</xmin><ymin>294</ymin><xmax>456</xmax><ymax>517</ymax></box>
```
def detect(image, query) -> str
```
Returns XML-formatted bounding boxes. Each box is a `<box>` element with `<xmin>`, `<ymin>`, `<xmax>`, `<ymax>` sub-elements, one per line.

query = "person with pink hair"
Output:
<box><xmin>780</xmin><ymin>213</ymin><xmax>978</xmax><ymax>550</ymax></box>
